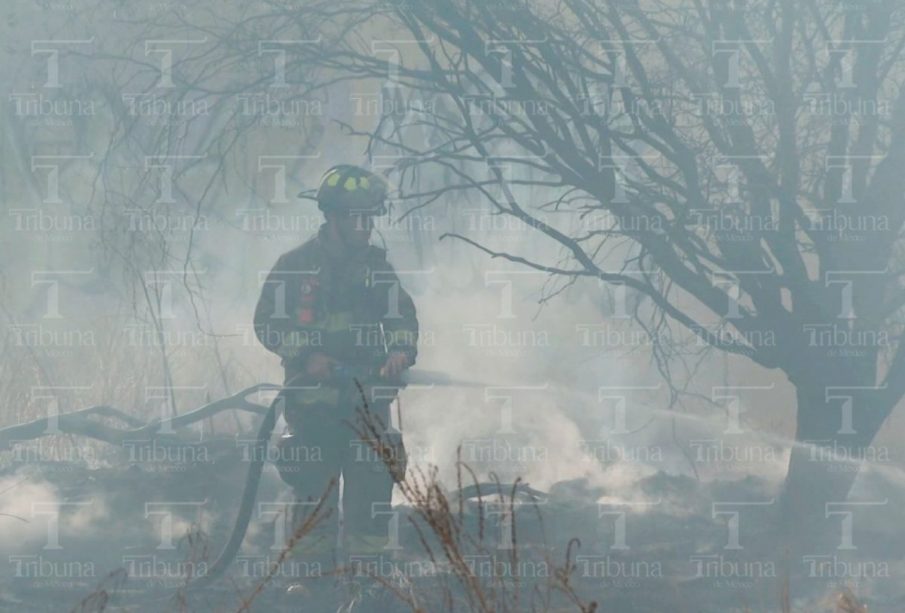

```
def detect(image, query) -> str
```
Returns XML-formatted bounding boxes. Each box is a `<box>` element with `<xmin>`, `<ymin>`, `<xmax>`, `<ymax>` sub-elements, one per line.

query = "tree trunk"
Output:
<box><xmin>779</xmin><ymin>354</ymin><xmax>889</xmax><ymax>556</ymax></box>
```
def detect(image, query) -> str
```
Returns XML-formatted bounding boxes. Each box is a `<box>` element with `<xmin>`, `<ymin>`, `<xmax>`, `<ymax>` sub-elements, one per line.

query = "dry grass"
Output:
<box><xmin>11</xmin><ymin>365</ymin><xmax>876</xmax><ymax>612</ymax></box>
<box><xmin>233</xmin><ymin>479</ymin><xmax>336</xmax><ymax>612</ymax></box>
<box><xmin>835</xmin><ymin>588</ymin><xmax>868</xmax><ymax>613</ymax></box>
<box><xmin>69</xmin><ymin>569</ymin><xmax>127</xmax><ymax>613</ymax></box>
<box><xmin>351</xmin><ymin>402</ymin><xmax>598</xmax><ymax>613</ymax></box>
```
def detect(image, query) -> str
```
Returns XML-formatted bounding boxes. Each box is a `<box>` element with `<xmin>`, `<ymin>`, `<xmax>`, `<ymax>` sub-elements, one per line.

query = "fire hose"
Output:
<box><xmin>174</xmin><ymin>367</ymin><xmax>484</xmax><ymax>594</ymax></box>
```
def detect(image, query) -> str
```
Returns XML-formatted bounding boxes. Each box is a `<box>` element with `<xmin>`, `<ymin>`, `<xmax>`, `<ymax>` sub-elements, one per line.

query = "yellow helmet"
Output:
<box><xmin>313</xmin><ymin>165</ymin><xmax>388</xmax><ymax>216</ymax></box>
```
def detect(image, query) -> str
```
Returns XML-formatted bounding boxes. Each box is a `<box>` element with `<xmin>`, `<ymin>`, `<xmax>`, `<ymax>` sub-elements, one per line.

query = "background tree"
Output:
<box><xmin>275</xmin><ymin>0</ymin><xmax>905</xmax><ymax>549</ymax></box>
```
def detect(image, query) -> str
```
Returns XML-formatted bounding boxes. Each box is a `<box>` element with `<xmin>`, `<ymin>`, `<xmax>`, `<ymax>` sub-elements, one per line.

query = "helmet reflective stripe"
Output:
<box><xmin>313</xmin><ymin>164</ymin><xmax>388</xmax><ymax>216</ymax></box>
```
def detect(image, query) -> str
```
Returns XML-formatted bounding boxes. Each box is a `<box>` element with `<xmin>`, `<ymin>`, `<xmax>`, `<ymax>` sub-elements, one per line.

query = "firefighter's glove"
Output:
<box><xmin>276</xmin><ymin>330</ymin><xmax>310</xmax><ymax>361</ymax></box>
<box><xmin>380</xmin><ymin>351</ymin><xmax>410</xmax><ymax>379</ymax></box>
<box><xmin>305</xmin><ymin>352</ymin><xmax>339</xmax><ymax>381</ymax></box>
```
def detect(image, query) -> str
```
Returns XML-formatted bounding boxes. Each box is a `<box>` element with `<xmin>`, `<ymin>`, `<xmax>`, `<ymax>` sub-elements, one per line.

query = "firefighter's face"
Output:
<box><xmin>332</xmin><ymin>211</ymin><xmax>373</xmax><ymax>247</ymax></box>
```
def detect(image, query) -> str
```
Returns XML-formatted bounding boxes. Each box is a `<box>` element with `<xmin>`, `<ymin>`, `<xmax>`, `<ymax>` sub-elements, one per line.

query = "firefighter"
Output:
<box><xmin>253</xmin><ymin>164</ymin><xmax>418</xmax><ymax>557</ymax></box>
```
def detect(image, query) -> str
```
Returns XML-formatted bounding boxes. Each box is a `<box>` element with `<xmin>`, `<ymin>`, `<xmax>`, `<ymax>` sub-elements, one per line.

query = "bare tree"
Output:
<box><xmin>265</xmin><ymin>0</ymin><xmax>905</xmax><ymax>549</ymax></box>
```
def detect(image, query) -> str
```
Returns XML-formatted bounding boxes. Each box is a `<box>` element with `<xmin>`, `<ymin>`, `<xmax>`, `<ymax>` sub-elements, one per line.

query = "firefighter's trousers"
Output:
<box><xmin>275</xmin><ymin>384</ymin><xmax>398</xmax><ymax>547</ymax></box>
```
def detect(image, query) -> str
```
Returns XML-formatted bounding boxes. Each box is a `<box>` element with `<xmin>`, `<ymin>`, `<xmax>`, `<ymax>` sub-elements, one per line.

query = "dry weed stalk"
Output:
<box><xmin>70</xmin><ymin>569</ymin><xmax>127</xmax><ymax>613</ymax></box>
<box><xmin>352</xmin><ymin>401</ymin><xmax>598</xmax><ymax>613</ymax></box>
<box><xmin>234</xmin><ymin>478</ymin><xmax>337</xmax><ymax>612</ymax></box>
<box><xmin>835</xmin><ymin>588</ymin><xmax>868</xmax><ymax>613</ymax></box>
